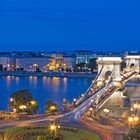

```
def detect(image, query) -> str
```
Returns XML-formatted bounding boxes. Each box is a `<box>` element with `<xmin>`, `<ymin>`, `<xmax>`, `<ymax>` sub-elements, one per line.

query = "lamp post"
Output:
<box><xmin>49</xmin><ymin>124</ymin><xmax>61</xmax><ymax>137</ymax></box>
<box><xmin>103</xmin><ymin>108</ymin><xmax>110</xmax><ymax>118</ymax></box>
<box><xmin>89</xmin><ymin>107</ymin><xmax>93</xmax><ymax>116</ymax></box>
<box><xmin>73</xmin><ymin>98</ymin><xmax>77</xmax><ymax>107</ymax></box>
<box><xmin>19</xmin><ymin>105</ymin><xmax>27</xmax><ymax>112</ymax></box>
<box><xmin>50</xmin><ymin>106</ymin><xmax>56</xmax><ymax>112</ymax></box>
<box><xmin>9</xmin><ymin>97</ymin><xmax>16</xmax><ymax>112</ymax></box>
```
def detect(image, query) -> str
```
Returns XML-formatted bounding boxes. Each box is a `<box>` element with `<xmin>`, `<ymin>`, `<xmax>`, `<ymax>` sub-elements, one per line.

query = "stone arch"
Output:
<box><xmin>125</xmin><ymin>55</ymin><xmax>140</xmax><ymax>71</ymax></box>
<box><xmin>130</xmin><ymin>63</ymin><xmax>135</xmax><ymax>68</ymax></box>
<box><xmin>105</xmin><ymin>71</ymin><xmax>112</xmax><ymax>80</ymax></box>
<box><xmin>96</xmin><ymin>57</ymin><xmax>122</xmax><ymax>87</ymax></box>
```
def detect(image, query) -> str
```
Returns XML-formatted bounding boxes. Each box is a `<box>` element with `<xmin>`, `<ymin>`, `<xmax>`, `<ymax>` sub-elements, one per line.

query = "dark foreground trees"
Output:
<box><xmin>9</xmin><ymin>90</ymin><xmax>39</xmax><ymax>115</ymax></box>
<box><xmin>45</xmin><ymin>100</ymin><xmax>58</xmax><ymax>114</ymax></box>
<box><xmin>123</xmin><ymin>124</ymin><xmax>140</xmax><ymax>140</ymax></box>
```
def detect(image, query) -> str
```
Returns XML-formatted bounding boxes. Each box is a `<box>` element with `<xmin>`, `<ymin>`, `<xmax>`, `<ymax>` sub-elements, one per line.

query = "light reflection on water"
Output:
<box><xmin>0</xmin><ymin>76</ymin><xmax>139</xmax><ymax>113</ymax></box>
<box><xmin>0</xmin><ymin>76</ymin><xmax>92</xmax><ymax>113</ymax></box>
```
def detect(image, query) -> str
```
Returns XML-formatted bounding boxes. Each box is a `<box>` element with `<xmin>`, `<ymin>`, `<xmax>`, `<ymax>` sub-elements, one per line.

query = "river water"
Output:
<box><xmin>0</xmin><ymin>76</ymin><xmax>139</xmax><ymax>113</ymax></box>
<box><xmin>0</xmin><ymin>76</ymin><xmax>92</xmax><ymax>113</ymax></box>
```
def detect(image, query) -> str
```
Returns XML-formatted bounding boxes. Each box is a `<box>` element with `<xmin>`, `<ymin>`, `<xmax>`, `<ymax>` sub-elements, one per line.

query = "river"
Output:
<box><xmin>0</xmin><ymin>76</ymin><xmax>139</xmax><ymax>113</ymax></box>
<box><xmin>0</xmin><ymin>76</ymin><xmax>92</xmax><ymax>113</ymax></box>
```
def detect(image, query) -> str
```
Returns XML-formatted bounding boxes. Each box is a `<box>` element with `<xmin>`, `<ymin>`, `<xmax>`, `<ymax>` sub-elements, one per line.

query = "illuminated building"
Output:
<box><xmin>16</xmin><ymin>57</ymin><xmax>50</xmax><ymax>72</ymax></box>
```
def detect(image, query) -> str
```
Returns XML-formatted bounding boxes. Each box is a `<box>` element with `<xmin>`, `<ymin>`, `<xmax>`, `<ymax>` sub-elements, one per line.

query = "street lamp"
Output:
<box><xmin>103</xmin><ymin>108</ymin><xmax>110</xmax><ymax>113</ymax></box>
<box><xmin>9</xmin><ymin>97</ymin><xmax>16</xmax><ymax>112</ymax></box>
<box><xmin>10</xmin><ymin>98</ymin><xmax>14</xmax><ymax>102</ymax></box>
<box><xmin>73</xmin><ymin>98</ymin><xmax>77</xmax><ymax>107</ymax></box>
<box><xmin>50</xmin><ymin>106</ymin><xmax>56</xmax><ymax>112</ymax></box>
<box><xmin>103</xmin><ymin>108</ymin><xmax>110</xmax><ymax>118</ymax></box>
<box><xmin>89</xmin><ymin>107</ymin><xmax>93</xmax><ymax>116</ymax></box>
<box><xmin>130</xmin><ymin>108</ymin><xmax>134</xmax><ymax>112</ymax></box>
<box><xmin>19</xmin><ymin>105</ymin><xmax>27</xmax><ymax>111</ymax></box>
<box><xmin>49</xmin><ymin>124</ymin><xmax>61</xmax><ymax>137</ymax></box>
<box><xmin>81</xmin><ymin>94</ymin><xmax>84</xmax><ymax>98</ymax></box>
<box><xmin>13</xmin><ymin>108</ymin><xmax>17</xmax><ymax>113</ymax></box>
<box><xmin>133</xmin><ymin>103</ymin><xmax>140</xmax><ymax>109</ymax></box>
<box><xmin>30</xmin><ymin>100</ymin><xmax>36</xmax><ymax>106</ymax></box>
<box><xmin>128</xmin><ymin>115</ymin><xmax>139</xmax><ymax>125</ymax></box>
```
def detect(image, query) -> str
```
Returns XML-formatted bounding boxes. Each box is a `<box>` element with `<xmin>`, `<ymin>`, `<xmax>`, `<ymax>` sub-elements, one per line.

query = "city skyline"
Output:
<box><xmin>0</xmin><ymin>0</ymin><xmax>140</xmax><ymax>51</ymax></box>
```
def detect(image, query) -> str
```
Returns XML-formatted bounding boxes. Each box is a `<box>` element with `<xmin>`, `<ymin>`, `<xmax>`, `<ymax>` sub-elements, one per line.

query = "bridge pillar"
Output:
<box><xmin>96</xmin><ymin>57</ymin><xmax>122</xmax><ymax>87</ymax></box>
<box><xmin>125</xmin><ymin>55</ymin><xmax>140</xmax><ymax>72</ymax></box>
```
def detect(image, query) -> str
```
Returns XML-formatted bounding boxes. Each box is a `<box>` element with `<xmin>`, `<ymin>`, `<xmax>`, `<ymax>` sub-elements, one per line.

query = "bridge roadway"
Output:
<box><xmin>0</xmin><ymin>70</ymin><xmax>139</xmax><ymax>140</ymax></box>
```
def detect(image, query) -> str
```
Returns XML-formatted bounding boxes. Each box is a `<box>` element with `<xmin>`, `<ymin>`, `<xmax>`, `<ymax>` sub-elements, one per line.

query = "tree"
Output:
<box><xmin>88</xmin><ymin>58</ymin><xmax>97</xmax><ymax>72</ymax></box>
<box><xmin>123</xmin><ymin>124</ymin><xmax>140</xmax><ymax>140</ymax></box>
<box><xmin>62</xmin><ymin>98</ymin><xmax>70</xmax><ymax>110</ymax></box>
<box><xmin>73</xmin><ymin>58</ymin><xmax>97</xmax><ymax>72</ymax></box>
<box><xmin>45</xmin><ymin>100</ymin><xmax>58</xmax><ymax>113</ymax></box>
<box><xmin>9</xmin><ymin>90</ymin><xmax>39</xmax><ymax>115</ymax></box>
<box><xmin>74</xmin><ymin>62</ymin><xmax>87</xmax><ymax>72</ymax></box>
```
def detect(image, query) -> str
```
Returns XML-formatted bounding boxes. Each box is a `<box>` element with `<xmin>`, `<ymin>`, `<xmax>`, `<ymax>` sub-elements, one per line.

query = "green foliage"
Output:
<box><xmin>123</xmin><ymin>125</ymin><xmax>140</xmax><ymax>140</ymax></box>
<box><xmin>37</xmin><ymin>135</ymin><xmax>63</xmax><ymax>140</ymax></box>
<box><xmin>73</xmin><ymin>58</ymin><xmax>97</xmax><ymax>72</ymax></box>
<box><xmin>9</xmin><ymin>90</ymin><xmax>39</xmax><ymax>114</ymax></box>
<box><xmin>87</xmin><ymin>58</ymin><xmax>97</xmax><ymax>72</ymax></box>
<box><xmin>45</xmin><ymin>100</ymin><xmax>58</xmax><ymax>113</ymax></box>
<box><xmin>0</xmin><ymin>128</ymin><xmax>23</xmax><ymax>140</ymax></box>
<box><xmin>37</xmin><ymin>136</ymin><xmax>47</xmax><ymax>140</ymax></box>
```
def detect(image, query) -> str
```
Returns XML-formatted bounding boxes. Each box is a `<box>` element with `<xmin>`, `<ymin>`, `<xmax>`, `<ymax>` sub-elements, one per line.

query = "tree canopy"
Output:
<box><xmin>9</xmin><ymin>90</ymin><xmax>39</xmax><ymax>115</ymax></box>
<box><xmin>45</xmin><ymin>100</ymin><xmax>58</xmax><ymax>113</ymax></box>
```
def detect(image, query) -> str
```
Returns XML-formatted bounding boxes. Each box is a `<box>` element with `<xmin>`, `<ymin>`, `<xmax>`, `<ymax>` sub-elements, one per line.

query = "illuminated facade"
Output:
<box><xmin>75</xmin><ymin>50</ymin><xmax>96</xmax><ymax>64</ymax></box>
<box><xmin>0</xmin><ymin>56</ymin><xmax>16</xmax><ymax>71</ymax></box>
<box><xmin>16</xmin><ymin>57</ymin><xmax>50</xmax><ymax>71</ymax></box>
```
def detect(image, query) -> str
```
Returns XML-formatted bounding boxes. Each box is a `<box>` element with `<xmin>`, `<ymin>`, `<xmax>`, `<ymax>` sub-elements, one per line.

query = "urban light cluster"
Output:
<box><xmin>103</xmin><ymin>108</ymin><xmax>110</xmax><ymax>113</ymax></box>
<box><xmin>49</xmin><ymin>124</ymin><xmax>61</xmax><ymax>136</ymax></box>
<box><xmin>19</xmin><ymin>105</ymin><xmax>27</xmax><ymax>110</ymax></box>
<box><xmin>50</xmin><ymin>106</ymin><xmax>56</xmax><ymax>111</ymax></box>
<box><xmin>128</xmin><ymin>115</ymin><xmax>139</xmax><ymax>125</ymax></box>
<box><xmin>10</xmin><ymin>97</ymin><xmax>36</xmax><ymax>112</ymax></box>
<box><xmin>133</xmin><ymin>103</ymin><xmax>140</xmax><ymax>109</ymax></box>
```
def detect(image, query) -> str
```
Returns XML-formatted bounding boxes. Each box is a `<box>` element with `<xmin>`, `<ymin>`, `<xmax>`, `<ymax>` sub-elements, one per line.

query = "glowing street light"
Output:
<box><xmin>133</xmin><ymin>103</ymin><xmax>140</xmax><ymax>109</ymax></box>
<box><xmin>13</xmin><ymin>108</ymin><xmax>17</xmax><ymax>113</ymax></box>
<box><xmin>30</xmin><ymin>100</ymin><xmax>36</xmax><ymax>106</ymax></box>
<box><xmin>130</xmin><ymin>108</ymin><xmax>134</xmax><ymax>111</ymax></box>
<box><xmin>73</xmin><ymin>98</ymin><xmax>77</xmax><ymax>107</ymax></box>
<box><xmin>128</xmin><ymin>115</ymin><xmax>139</xmax><ymax>125</ymax></box>
<box><xmin>50</xmin><ymin>124</ymin><xmax>56</xmax><ymax>131</ymax></box>
<box><xmin>7</xmin><ymin>64</ymin><xmax>10</xmax><ymax>68</ymax></box>
<box><xmin>19</xmin><ymin>105</ymin><xmax>27</xmax><ymax>111</ymax></box>
<box><xmin>10</xmin><ymin>98</ymin><xmax>14</xmax><ymax>102</ymax></box>
<box><xmin>91</xmin><ymin>99</ymin><xmax>93</xmax><ymax>102</ymax></box>
<box><xmin>81</xmin><ymin>94</ymin><xmax>84</xmax><ymax>97</ymax></box>
<box><xmin>103</xmin><ymin>108</ymin><xmax>110</xmax><ymax>113</ymax></box>
<box><xmin>89</xmin><ymin>107</ymin><xmax>93</xmax><ymax>111</ymax></box>
<box><xmin>49</xmin><ymin>124</ymin><xmax>61</xmax><ymax>137</ymax></box>
<box><xmin>50</xmin><ymin>106</ymin><xmax>56</xmax><ymax>111</ymax></box>
<box><xmin>57</xmin><ymin>125</ymin><xmax>61</xmax><ymax>129</ymax></box>
<box><xmin>103</xmin><ymin>108</ymin><xmax>110</xmax><ymax>118</ymax></box>
<box><xmin>89</xmin><ymin>107</ymin><xmax>93</xmax><ymax>116</ymax></box>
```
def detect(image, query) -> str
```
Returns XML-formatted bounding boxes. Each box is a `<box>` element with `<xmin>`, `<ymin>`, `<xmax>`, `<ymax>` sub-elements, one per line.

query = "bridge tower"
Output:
<box><xmin>125</xmin><ymin>55</ymin><xmax>140</xmax><ymax>72</ymax></box>
<box><xmin>96</xmin><ymin>57</ymin><xmax>122</xmax><ymax>87</ymax></box>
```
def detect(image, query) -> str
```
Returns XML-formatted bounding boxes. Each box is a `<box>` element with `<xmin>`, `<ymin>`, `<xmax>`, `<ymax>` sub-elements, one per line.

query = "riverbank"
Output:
<box><xmin>0</xmin><ymin>71</ymin><xmax>97</xmax><ymax>78</ymax></box>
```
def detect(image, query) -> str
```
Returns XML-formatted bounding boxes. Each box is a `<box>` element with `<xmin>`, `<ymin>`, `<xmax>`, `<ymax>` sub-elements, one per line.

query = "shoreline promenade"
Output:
<box><xmin>0</xmin><ymin>71</ymin><xmax>97</xmax><ymax>78</ymax></box>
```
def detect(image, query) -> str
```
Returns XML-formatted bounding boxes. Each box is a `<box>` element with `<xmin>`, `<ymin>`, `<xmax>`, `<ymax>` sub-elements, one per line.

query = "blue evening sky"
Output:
<box><xmin>0</xmin><ymin>0</ymin><xmax>140</xmax><ymax>51</ymax></box>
